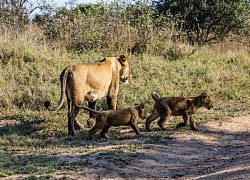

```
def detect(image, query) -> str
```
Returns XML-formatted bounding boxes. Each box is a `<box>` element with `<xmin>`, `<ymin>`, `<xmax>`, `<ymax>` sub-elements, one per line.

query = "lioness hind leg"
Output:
<box><xmin>74</xmin><ymin>118</ymin><xmax>84</xmax><ymax>131</ymax></box>
<box><xmin>190</xmin><ymin>116</ymin><xmax>198</xmax><ymax>131</ymax></box>
<box><xmin>73</xmin><ymin>108</ymin><xmax>84</xmax><ymax>131</ymax></box>
<box><xmin>100</xmin><ymin>124</ymin><xmax>111</xmax><ymax>139</ymax></box>
<box><xmin>67</xmin><ymin>99</ymin><xmax>76</xmax><ymax>136</ymax></box>
<box><xmin>68</xmin><ymin>112</ymin><xmax>75</xmax><ymax>136</ymax></box>
<box><xmin>146</xmin><ymin>113</ymin><xmax>159</xmax><ymax>132</ymax></box>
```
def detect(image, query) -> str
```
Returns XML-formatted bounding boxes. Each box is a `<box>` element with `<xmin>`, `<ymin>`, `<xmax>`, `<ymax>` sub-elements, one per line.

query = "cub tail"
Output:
<box><xmin>75</xmin><ymin>104</ymin><xmax>99</xmax><ymax>115</ymax></box>
<box><xmin>151</xmin><ymin>91</ymin><xmax>161</xmax><ymax>101</ymax></box>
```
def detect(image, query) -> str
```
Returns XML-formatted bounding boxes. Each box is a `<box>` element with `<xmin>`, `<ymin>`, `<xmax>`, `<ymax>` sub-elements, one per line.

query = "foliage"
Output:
<box><xmin>31</xmin><ymin>1</ymin><xmax>181</xmax><ymax>54</ymax></box>
<box><xmin>154</xmin><ymin>0</ymin><xmax>250</xmax><ymax>44</ymax></box>
<box><xmin>0</xmin><ymin>0</ymin><xmax>52</xmax><ymax>28</ymax></box>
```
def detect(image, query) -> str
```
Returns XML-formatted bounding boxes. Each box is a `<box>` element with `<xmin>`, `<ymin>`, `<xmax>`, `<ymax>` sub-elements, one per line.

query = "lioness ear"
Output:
<box><xmin>118</xmin><ymin>55</ymin><xmax>127</xmax><ymax>63</ymax></box>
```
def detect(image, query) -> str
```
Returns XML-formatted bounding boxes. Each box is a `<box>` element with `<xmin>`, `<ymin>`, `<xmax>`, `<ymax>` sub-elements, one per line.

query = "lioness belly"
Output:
<box><xmin>84</xmin><ymin>91</ymin><xmax>107</xmax><ymax>102</ymax></box>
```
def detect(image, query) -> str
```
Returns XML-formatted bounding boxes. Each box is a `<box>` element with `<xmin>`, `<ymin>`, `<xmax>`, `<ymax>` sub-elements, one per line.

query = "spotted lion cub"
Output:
<box><xmin>146</xmin><ymin>92</ymin><xmax>213</xmax><ymax>131</ymax></box>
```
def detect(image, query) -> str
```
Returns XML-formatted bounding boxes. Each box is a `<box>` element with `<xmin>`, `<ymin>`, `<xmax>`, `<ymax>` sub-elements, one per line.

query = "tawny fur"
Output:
<box><xmin>44</xmin><ymin>55</ymin><xmax>131</xmax><ymax>136</ymax></box>
<box><xmin>76</xmin><ymin>103</ymin><xmax>147</xmax><ymax>140</ymax></box>
<box><xmin>146</xmin><ymin>92</ymin><xmax>213</xmax><ymax>131</ymax></box>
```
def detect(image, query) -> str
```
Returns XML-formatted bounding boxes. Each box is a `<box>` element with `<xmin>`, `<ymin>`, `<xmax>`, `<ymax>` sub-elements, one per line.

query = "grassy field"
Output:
<box><xmin>0</xmin><ymin>28</ymin><xmax>250</xmax><ymax>178</ymax></box>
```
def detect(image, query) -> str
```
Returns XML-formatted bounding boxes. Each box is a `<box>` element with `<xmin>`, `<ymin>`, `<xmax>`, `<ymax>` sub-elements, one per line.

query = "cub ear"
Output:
<box><xmin>140</xmin><ymin>103</ymin><xmax>145</xmax><ymax>109</ymax></box>
<box><xmin>201</xmin><ymin>92</ymin><xmax>208</xmax><ymax>100</ymax></box>
<box><xmin>118</xmin><ymin>55</ymin><xmax>127</xmax><ymax>63</ymax></box>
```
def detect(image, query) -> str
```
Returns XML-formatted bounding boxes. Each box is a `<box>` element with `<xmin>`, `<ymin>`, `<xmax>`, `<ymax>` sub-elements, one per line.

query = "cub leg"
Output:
<box><xmin>146</xmin><ymin>113</ymin><xmax>159</xmax><ymax>132</ymax></box>
<box><xmin>89</xmin><ymin>122</ymin><xmax>104</xmax><ymax>141</ymax></box>
<box><xmin>100</xmin><ymin>124</ymin><xmax>111</xmax><ymax>139</ymax></box>
<box><xmin>190</xmin><ymin>116</ymin><xmax>198</xmax><ymax>131</ymax></box>
<box><xmin>130</xmin><ymin>121</ymin><xmax>141</xmax><ymax>135</ymax></box>
<box><xmin>176</xmin><ymin>113</ymin><xmax>190</xmax><ymax>129</ymax></box>
<box><xmin>157</xmin><ymin>115</ymin><xmax>169</xmax><ymax>130</ymax></box>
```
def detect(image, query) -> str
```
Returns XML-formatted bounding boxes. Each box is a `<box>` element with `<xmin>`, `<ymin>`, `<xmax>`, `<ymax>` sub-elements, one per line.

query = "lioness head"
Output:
<box><xmin>200</xmin><ymin>93</ymin><xmax>213</xmax><ymax>110</ymax></box>
<box><xmin>118</xmin><ymin>55</ymin><xmax>130</xmax><ymax>84</ymax></box>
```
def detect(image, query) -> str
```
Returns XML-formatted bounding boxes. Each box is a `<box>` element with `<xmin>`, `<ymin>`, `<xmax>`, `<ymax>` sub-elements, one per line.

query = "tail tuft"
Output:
<box><xmin>151</xmin><ymin>91</ymin><xmax>160</xmax><ymax>101</ymax></box>
<box><xmin>44</xmin><ymin>101</ymin><xmax>51</xmax><ymax>109</ymax></box>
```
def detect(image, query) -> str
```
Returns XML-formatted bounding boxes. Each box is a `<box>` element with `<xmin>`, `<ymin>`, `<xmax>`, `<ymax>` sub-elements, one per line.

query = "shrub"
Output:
<box><xmin>154</xmin><ymin>0</ymin><xmax>250</xmax><ymax>44</ymax></box>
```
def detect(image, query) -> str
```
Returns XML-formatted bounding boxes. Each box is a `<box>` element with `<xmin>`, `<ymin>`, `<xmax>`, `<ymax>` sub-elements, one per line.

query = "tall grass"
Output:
<box><xmin>0</xmin><ymin>23</ymin><xmax>249</xmax><ymax>178</ymax></box>
<box><xmin>0</xmin><ymin>24</ymin><xmax>249</xmax><ymax>117</ymax></box>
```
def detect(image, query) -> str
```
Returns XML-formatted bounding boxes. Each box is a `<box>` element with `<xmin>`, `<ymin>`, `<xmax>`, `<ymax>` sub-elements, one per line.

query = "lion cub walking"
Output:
<box><xmin>76</xmin><ymin>103</ymin><xmax>146</xmax><ymax>140</ymax></box>
<box><xmin>146</xmin><ymin>92</ymin><xmax>213</xmax><ymax>131</ymax></box>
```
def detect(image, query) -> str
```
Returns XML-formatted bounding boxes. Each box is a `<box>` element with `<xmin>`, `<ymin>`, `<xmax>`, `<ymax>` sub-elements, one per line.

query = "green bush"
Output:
<box><xmin>154</xmin><ymin>0</ymin><xmax>250</xmax><ymax>44</ymax></box>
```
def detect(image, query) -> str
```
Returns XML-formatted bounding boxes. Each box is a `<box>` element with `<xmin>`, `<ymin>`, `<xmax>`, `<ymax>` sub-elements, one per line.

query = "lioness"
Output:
<box><xmin>44</xmin><ymin>55</ymin><xmax>130</xmax><ymax>136</ymax></box>
<box><xmin>76</xmin><ymin>103</ymin><xmax>146</xmax><ymax>140</ymax></box>
<box><xmin>146</xmin><ymin>92</ymin><xmax>213</xmax><ymax>131</ymax></box>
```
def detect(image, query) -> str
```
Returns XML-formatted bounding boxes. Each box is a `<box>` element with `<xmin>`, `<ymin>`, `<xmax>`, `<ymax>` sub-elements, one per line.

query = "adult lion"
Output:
<box><xmin>44</xmin><ymin>55</ymin><xmax>131</xmax><ymax>136</ymax></box>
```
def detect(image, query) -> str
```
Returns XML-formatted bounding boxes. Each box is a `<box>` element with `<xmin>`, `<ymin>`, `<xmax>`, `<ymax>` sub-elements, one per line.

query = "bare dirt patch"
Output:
<box><xmin>52</xmin><ymin>114</ymin><xmax>250</xmax><ymax>179</ymax></box>
<box><xmin>1</xmin><ymin>114</ymin><xmax>250</xmax><ymax>179</ymax></box>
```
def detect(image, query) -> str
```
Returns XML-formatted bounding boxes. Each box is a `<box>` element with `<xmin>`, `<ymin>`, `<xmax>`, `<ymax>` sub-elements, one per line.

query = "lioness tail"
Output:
<box><xmin>44</xmin><ymin>66</ymin><xmax>70</xmax><ymax>111</ymax></box>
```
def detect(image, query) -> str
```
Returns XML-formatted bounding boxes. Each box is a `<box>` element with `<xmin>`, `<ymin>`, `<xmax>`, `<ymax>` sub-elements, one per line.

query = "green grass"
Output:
<box><xmin>0</xmin><ymin>150</ymin><xmax>62</xmax><ymax>177</ymax></box>
<box><xmin>0</xmin><ymin>27</ymin><xmax>250</xmax><ymax>178</ymax></box>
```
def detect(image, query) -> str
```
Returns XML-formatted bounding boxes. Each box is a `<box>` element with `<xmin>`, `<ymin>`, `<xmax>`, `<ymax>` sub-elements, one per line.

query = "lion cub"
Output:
<box><xmin>146</xmin><ymin>92</ymin><xmax>213</xmax><ymax>131</ymax></box>
<box><xmin>76</xmin><ymin>103</ymin><xmax>146</xmax><ymax>140</ymax></box>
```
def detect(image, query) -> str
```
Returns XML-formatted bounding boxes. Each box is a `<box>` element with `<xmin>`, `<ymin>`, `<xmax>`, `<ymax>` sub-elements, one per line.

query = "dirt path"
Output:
<box><xmin>49</xmin><ymin>114</ymin><xmax>250</xmax><ymax>179</ymax></box>
<box><xmin>2</xmin><ymin>114</ymin><xmax>250</xmax><ymax>179</ymax></box>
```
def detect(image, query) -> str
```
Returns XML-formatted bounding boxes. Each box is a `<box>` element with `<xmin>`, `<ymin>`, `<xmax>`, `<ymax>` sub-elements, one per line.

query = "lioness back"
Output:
<box><xmin>67</xmin><ymin>60</ymin><xmax>116</xmax><ymax>104</ymax></box>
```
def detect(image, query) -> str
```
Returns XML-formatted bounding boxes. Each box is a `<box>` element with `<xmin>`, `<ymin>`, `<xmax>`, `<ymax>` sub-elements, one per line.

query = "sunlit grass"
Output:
<box><xmin>0</xmin><ymin>26</ymin><xmax>250</xmax><ymax>178</ymax></box>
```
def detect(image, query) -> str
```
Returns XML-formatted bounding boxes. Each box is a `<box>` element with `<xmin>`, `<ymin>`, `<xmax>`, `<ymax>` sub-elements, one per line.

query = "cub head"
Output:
<box><xmin>118</xmin><ymin>55</ymin><xmax>130</xmax><ymax>84</ymax></box>
<box><xmin>200</xmin><ymin>93</ymin><xmax>213</xmax><ymax>110</ymax></box>
<box><xmin>135</xmin><ymin>103</ymin><xmax>147</xmax><ymax>119</ymax></box>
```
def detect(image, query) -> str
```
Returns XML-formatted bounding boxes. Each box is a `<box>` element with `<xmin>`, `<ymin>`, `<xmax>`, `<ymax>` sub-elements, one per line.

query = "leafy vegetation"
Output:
<box><xmin>154</xmin><ymin>0</ymin><xmax>250</xmax><ymax>44</ymax></box>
